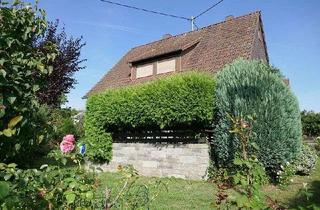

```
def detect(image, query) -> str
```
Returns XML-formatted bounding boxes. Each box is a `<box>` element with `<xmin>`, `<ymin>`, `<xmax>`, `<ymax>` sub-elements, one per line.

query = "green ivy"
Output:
<box><xmin>85</xmin><ymin>72</ymin><xmax>215</xmax><ymax>162</ymax></box>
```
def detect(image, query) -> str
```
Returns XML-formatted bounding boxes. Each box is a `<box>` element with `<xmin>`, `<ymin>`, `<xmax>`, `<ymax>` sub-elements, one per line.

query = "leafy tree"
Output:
<box><xmin>0</xmin><ymin>0</ymin><xmax>56</xmax><ymax>162</ymax></box>
<box><xmin>301</xmin><ymin>110</ymin><xmax>320</xmax><ymax>137</ymax></box>
<box><xmin>36</xmin><ymin>20</ymin><xmax>86</xmax><ymax>107</ymax></box>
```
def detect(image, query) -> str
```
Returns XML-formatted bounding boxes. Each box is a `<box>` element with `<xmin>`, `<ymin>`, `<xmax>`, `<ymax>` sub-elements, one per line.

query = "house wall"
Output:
<box><xmin>86</xmin><ymin>142</ymin><xmax>210</xmax><ymax>180</ymax></box>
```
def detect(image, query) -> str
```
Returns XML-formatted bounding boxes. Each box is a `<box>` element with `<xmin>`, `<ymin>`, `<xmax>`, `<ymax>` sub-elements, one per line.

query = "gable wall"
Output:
<box><xmin>251</xmin><ymin>20</ymin><xmax>268</xmax><ymax>63</ymax></box>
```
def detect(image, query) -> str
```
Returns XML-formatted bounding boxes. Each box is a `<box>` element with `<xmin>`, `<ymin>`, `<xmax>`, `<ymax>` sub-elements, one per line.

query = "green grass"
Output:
<box><xmin>264</xmin><ymin>159</ymin><xmax>320</xmax><ymax>209</ymax></box>
<box><xmin>98</xmin><ymin>172</ymin><xmax>216</xmax><ymax>210</ymax></box>
<box><xmin>98</xmin><ymin>159</ymin><xmax>320</xmax><ymax>210</ymax></box>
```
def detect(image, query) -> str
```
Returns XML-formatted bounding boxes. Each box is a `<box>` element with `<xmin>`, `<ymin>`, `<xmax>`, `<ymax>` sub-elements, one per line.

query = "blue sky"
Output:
<box><xmin>36</xmin><ymin>0</ymin><xmax>320</xmax><ymax>111</ymax></box>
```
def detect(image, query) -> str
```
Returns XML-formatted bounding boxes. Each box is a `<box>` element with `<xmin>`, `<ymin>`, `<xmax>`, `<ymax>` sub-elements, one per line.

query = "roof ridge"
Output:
<box><xmin>131</xmin><ymin>10</ymin><xmax>261</xmax><ymax>50</ymax></box>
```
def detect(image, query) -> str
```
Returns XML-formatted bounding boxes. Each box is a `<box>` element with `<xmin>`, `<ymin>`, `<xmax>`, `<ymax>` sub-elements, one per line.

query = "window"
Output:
<box><xmin>157</xmin><ymin>58</ymin><xmax>175</xmax><ymax>74</ymax></box>
<box><xmin>136</xmin><ymin>63</ymin><xmax>153</xmax><ymax>78</ymax></box>
<box><xmin>134</xmin><ymin>57</ymin><xmax>177</xmax><ymax>79</ymax></box>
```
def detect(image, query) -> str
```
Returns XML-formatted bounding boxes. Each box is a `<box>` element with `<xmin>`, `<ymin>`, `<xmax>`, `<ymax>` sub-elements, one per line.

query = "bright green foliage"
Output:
<box><xmin>301</xmin><ymin>110</ymin><xmax>320</xmax><ymax>137</ymax></box>
<box><xmin>0</xmin><ymin>152</ymin><xmax>165</xmax><ymax>209</ymax></box>
<box><xmin>85</xmin><ymin>72</ymin><xmax>215</xmax><ymax>161</ymax></box>
<box><xmin>0</xmin><ymin>0</ymin><xmax>57</xmax><ymax>162</ymax></box>
<box><xmin>0</xmin><ymin>152</ymin><xmax>101</xmax><ymax>209</ymax></box>
<box><xmin>87</xmin><ymin>72</ymin><xmax>215</xmax><ymax>131</ymax></box>
<box><xmin>212</xmin><ymin>59</ymin><xmax>302</xmax><ymax>170</ymax></box>
<box><xmin>84</xmin><ymin>109</ymin><xmax>113</xmax><ymax>162</ymax></box>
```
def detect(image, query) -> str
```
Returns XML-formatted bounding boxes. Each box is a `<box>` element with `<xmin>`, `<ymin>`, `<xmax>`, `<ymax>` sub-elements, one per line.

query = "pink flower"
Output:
<box><xmin>60</xmin><ymin>134</ymin><xmax>75</xmax><ymax>153</ymax></box>
<box><xmin>63</xmin><ymin>134</ymin><xmax>75</xmax><ymax>143</ymax></box>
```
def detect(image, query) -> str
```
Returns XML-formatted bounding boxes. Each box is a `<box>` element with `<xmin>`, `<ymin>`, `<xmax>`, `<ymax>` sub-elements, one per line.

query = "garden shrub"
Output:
<box><xmin>316</xmin><ymin>137</ymin><xmax>320</xmax><ymax>153</ymax></box>
<box><xmin>0</xmin><ymin>137</ymin><xmax>101</xmax><ymax>209</ymax></box>
<box><xmin>276</xmin><ymin>162</ymin><xmax>296</xmax><ymax>187</ymax></box>
<box><xmin>0</xmin><ymin>0</ymin><xmax>57</xmax><ymax>162</ymax></box>
<box><xmin>213</xmin><ymin>115</ymin><xmax>269</xmax><ymax>209</ymax></box>
<box><xmin>50</xmin><ymin>108</ymin><xmax>84</xmax><ymax>141</ymax></box>
<box><xmin>85</xmin><ymin>72</ymin><xmax>215</xmax><ymax>162</ymax></box>
<box><xmin>301</xmin><ymin>110</ymin><xmax>320</xmax><ymax>137</ymax></box>
<box><xmin>295</xmin><ymin>144</ymin><xmax>317</xmax><ymax>175</ymax></box>
<box><xmin>212</xmin><ymin>59</ymin><xmax>302</xmax><ymax>171</ymax></box>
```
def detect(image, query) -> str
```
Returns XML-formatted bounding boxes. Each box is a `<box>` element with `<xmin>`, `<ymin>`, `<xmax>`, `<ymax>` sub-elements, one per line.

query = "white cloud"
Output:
<box><xmin>71</xmin><ymin>20</ymin><xmax>141</xmax><ymax>33</ymax></box>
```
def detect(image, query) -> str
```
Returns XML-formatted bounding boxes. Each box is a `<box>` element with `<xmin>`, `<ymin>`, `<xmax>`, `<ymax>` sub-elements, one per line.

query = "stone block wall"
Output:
<box><xmin>88</xmin><ymin>142</ymin><xmax>210</xmax><ymax>180</ymax></box>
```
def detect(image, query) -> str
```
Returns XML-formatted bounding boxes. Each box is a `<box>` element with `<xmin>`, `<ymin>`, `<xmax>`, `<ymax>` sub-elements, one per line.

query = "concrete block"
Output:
<box><xmin>87</xmin><ymin>142</ymin><xmax>209</xmax><ymax>180</ymax></box>
<box><xmin>142</xmin><ymin>161</ymin><xmax>158</xmax><ymax>168</ymax></box>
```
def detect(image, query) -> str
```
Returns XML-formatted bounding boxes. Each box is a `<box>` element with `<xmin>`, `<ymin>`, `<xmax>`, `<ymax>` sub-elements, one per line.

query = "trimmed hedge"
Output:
<box><xmin>85</xmin><ymin>72</ymin><xmax>215</xmax><ymax>162</ymax></box>
<box><xmin>212</xmin><ymin>59</ymin><xmax>302</xmax><ymax>170</ymax></box>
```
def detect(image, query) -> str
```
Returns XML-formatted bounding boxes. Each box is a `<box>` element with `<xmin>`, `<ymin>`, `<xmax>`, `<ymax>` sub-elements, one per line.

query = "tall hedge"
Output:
<box><xmin>212</xmin><ymin>59</ymin><xmax>302</xmax><ymax>170</ymax></box>
<box><xmin>85</xmin><ymin>72</ymin><xmax>215</xmax><ymax>162</ymax></box>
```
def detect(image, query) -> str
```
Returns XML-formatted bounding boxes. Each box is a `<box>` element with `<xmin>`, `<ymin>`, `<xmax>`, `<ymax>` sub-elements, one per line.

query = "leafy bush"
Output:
<box><xmin>316</xmin><ymin>137</ymin><xmax>320</xmax><ymax>153</ymax></box>
<box><xmin>276</xmin><ymin>162</ymin><xmax>296</xmax><ymax>187</ymax></box>
<box><xmin>301</xmin><ymin>110</ymin><xmax>320</xmax><ymax>137</ymax></box>
<box><xmin>212</xmin><ymin>59</ymin><xmax>302</xmax><ymax>171</ymax></box>
<box><xmin>0</xmin><ymin>138</ymin><xmax>165</xmax><ymax>209</ymax></box>
<box><xmin>85</xmin><ymin>72</ymin><xmax>215</xmax><ymax>162</ymax></box>
<box><xmin>295</xmin><ymin>144</ymin><xmax>317</xmax><ymax>175</ymax></box>
<box><xmin>0</xmin><ymin>0</ymin><xmax>57</xmax><ymax>162</ymax></box>
<box><xmin>0</xmin><ymin>141</ymin><xmax>100</xmax><ymax>209</ymax></box>
<box><xmin>0</xmin><ymin>164</ymin><xmax>100</xmax><ymax>209</ymax></box>
<box><xmin>50</xmin><ymin>108</ymin><xmax>84</xmax><ymax>141</ymax></box>
<box><xmin>213</xmin><ymin>115</ymin><xmax>269</xmax><ymax>209</ymax></box>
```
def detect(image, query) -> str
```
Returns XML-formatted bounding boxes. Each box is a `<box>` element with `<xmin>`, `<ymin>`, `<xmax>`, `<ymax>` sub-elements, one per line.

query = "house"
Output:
<box><xmin>85</xmin><ymin>11</ymin><xmax>270</xmax><ymax>179</ymax></box>
<box><xmin>86</xmin><ymin>11</ymin><xmax>268</xmax><ymax>97</ymax></box>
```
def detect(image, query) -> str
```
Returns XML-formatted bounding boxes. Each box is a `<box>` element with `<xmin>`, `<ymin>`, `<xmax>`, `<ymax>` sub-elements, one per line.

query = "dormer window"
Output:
<box><xmin>136</xmin><ymin>63</ymin><xmax>154</xmax><ymax>78</ymax></box>
<box><xmin>157</xmin><ymin>58</ymin><xmax>175</xmax><ymax>74</ymax></box>
<box><xmin>133</xmin><ymin>57</ymin><xmax>177</xmax><ymax>79</ymax></box>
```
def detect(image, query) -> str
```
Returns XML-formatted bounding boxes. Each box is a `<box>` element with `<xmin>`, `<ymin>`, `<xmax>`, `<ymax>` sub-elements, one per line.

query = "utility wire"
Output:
<box><xmin>99</xmin><ymin>0</ymin><xmax>225</xmax><ymax>31</ymax></box>
<box><xmin>194</xmin><ymin>0</ymin><xmax>224</xmax><ymax>19</ymax></box>
<box><xmin>100</xmin><ymin>0</ymin><xmax>191</xmax><ymax>21</ymax></box>
<box><xmin>193</xmin><ymin>22</ymin><xmax>200</xmax><ymax>30</ymax></box>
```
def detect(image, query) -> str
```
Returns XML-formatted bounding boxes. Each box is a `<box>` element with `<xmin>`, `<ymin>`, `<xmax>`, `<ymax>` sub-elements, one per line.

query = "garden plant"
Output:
<box><xmin>213</xmin><ymin>115</ymin><xmax>269</xmax><ymax>209</ymax></box>
<box><xmin>0</xmin><ymin>0</ymin><xmax>319</xmax><ymax>209</ymax></box>
<box><xmin>212</xmin><ymin>59</ymin><xmax>302</xmax><ymax>174</ymax></box>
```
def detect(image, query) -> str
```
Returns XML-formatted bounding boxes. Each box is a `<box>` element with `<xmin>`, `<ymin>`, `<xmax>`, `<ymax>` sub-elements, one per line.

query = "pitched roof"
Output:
<box><xmin>86</xmin><ymin>11</ymin><xmax>267</xmax><ymax>97</ymax></box>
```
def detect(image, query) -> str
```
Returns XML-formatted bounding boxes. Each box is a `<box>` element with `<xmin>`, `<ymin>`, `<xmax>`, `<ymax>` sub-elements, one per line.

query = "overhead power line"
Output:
<box><xmin>100</xmin><ymin>0</ymin><xmax>191</xmax><ymax>21</ymax></box>
<box><xmin>99</xmin><ymin>0</ymin><xmax>225</xmax><ymax>31</ymax></box>
<box><xmin>194</xmin><ymin>0</ymin><xmax>224</xmax><ymax>19</ymax></box>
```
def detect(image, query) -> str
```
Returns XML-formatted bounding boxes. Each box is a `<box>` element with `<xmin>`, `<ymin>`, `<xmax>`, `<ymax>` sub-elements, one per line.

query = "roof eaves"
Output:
<box><xmin>258</xmin><ymin>13</ymin><xmax>269</xmax><ymax>63</ymax></box>
<box><xmin>128</xmin><ymin>49</ymin><xmax>182</xmax><ymax>64</ymax></box>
